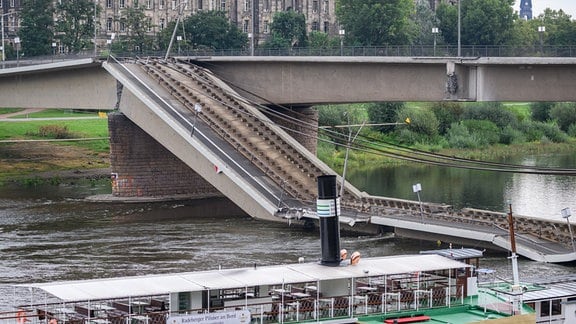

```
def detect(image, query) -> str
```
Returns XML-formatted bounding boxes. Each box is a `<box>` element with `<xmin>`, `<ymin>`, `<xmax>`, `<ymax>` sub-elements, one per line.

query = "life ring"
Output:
<box><xmin>16</xmin><ymin>309</ymin><xmax>27</xmax><ymax>324</ymax></box>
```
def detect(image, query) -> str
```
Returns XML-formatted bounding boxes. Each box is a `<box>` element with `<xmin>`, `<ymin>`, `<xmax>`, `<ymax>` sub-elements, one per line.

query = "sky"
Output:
<box><xmin>527</xmin><ymin>0</ymin><xmax>576</xmax><ymax>18</ymax></box>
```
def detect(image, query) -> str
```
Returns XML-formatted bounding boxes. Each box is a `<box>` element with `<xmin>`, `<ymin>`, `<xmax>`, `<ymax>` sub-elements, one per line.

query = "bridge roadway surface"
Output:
<box><xmin>1</xmin><ymin>57</ymin><xmax>575</xmax><ymax>263</ymax></box>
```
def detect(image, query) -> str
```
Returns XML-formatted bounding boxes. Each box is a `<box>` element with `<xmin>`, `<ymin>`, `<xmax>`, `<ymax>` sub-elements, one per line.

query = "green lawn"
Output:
<box><xmin>9</xmin><ymin>109</ymin><xmax>102</xmax><ymax>118</ymax></box>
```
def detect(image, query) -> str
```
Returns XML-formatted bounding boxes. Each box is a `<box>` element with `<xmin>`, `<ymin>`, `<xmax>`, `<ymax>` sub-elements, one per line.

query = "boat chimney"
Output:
<box><xmin>317</xmin><ymin>175</ymin><xmax>341</xmax><ymax>266</ymax></box>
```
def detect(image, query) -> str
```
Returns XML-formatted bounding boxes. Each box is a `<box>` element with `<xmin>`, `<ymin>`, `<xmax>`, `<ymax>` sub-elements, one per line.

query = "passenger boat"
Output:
<box><xmin>1</xmin><ymin>175</ymin><xmax>570</xmax><ymax>323</ymax></box>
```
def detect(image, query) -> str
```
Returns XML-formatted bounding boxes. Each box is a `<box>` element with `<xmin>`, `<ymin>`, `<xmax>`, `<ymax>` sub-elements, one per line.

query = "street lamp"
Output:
<box><xmin>432</xmin><ymin>27</ymin><xmax>439</xmax><ymax>56</ymax></box>
<box><xmin>412</xmin><ymin>183</ymin><xmax>423</xmax><ymax>222</ymax></box>
<box><xmin>14</xmin><ymin>36</ymin><xmax>20</xmax><ymax>67</ymax></box>
<box><xmin>1</xmin><ymin>12</ymin><xmax>11</xmax><ymax>67</ymax></box>
<box><xmin>561</xmin><ymin>207</ymin><xmax>575</xmax><ymax>252</ymax></box>
<box><xmin>338</xmin><ymin>29</ymin><xmax>345</xmax><ymax>56</ymax></box>
<box><xmin>51</xmin><ymin>42</ymin><xmax>57</xmax><ymax>62</ymax></box>
<box><xmin>457</xmin><ymin>0</ymin><xmax>461</xmax><ymax>57</ymax></box>
<box><xmin>176</xmin><ymin>35</ymin><xmax>182</xmax><ymax>55</ymax></box>
<box><xmin>538</xmin><ymin>25</ymin><xmax>545</xmax><ymax>54</ymax></box>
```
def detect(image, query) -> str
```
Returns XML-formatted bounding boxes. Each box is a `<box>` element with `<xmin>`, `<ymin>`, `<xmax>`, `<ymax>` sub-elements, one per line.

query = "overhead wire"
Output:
<box><xmin>182</xmin><ymin>59</ymin><xmax>576</xmax><ymax>176</ymax></box>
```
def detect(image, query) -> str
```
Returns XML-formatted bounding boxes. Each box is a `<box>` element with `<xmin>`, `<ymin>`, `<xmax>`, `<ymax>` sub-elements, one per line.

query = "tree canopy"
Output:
<box><xmin>158</xmin><ymin>11</ymin><xmax>247</xmax><ymax>51</ymax></box>
<box><xmin>336</xmin><ymin>0</ymin><xmax>413</xmax><ymax>46</ymax></box>
<box><xmin>263</xmin><ymin>11</ymin><xmax>308</xmax><ymax>48</ymax></box>
<box><xmin>55</xmin><ymin>0</ymin><xmax>97</xmax><ymax>53</ymax></box>
<box><xmin>19</xmin><ymin>0</ymin><xmax>54</xmax><ymax>56</ymax></box>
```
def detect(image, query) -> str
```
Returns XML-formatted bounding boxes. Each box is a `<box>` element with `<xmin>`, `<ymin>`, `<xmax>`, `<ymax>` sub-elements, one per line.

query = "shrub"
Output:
<box><xmin>519</xmin><ymin>120</ymin><xmax>567</xmax><ymax>143</ymax></box>
<box><xmin>530</xmin><ymin>102</ymin><xmax>554</xmax><ymax>122</ymax></box>
<box><xmin>460</xmin><ymin>119</ymin><xmax>500</xmax><ymax>145</ymax></box>
<box><xmin>29</xmin><ymin>125</ymin><xmax>74</xmax><ymax>139</ymax></box>
<box><xmin>462</xmin><ymin>102</ymin><xmax>518</xmax><ymax>128</ymax></box>
<box><xmin>446</xmin><ymin>122</ymin><xmax>482</xmax><ymax>149</ymax></box>
<box><xmin>430</xmin><ymin>101</ymin><xmax>465</xmax><ymax>135</ymax></box>
<box><xmin>568</xmin><ymin>123</ymin><xmax>576</xmax><ymax>137</ymax></box>
<box><xmin>396</xmin><ymin>106</ymin><xmax>439</xmax><ymax>137</ymax></box>
<box><xmin>549</xmin><ymin>103</ymin><xmax>576</xmax><ymax>132</ymax></box>
<box><xmin>500</xmin><ymin>125</ymin><xmax>526</xmax><ymax>145</ymax></box>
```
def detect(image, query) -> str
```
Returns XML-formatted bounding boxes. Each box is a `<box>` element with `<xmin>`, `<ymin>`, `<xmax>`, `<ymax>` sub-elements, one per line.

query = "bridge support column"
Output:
<box><xmin>266</xmin><ymin>106</ymin><xmax>318</xmax><ymax>154</ymax></box>
<box><xmin>108</xmin><ymin>113</ymin><xmax>222</xmax><ymax>199</ymax></box>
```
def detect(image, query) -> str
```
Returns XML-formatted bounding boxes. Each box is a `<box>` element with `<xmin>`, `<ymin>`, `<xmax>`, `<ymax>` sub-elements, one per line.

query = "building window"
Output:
<box><xmin>134</xmin><ymin>0</ymin><xmax>139</xmax><ymax>8</ymax></box>
<box><xmin>107</xmin><ymin>18</ymin><xmax>113</xmax><ymax>31</ymax></box>
<box><xmin>263</xmin><ymin>20</ymin><xmax>269</xmax><ymax>33</ymax></box>
<box><xmin>220</xmin><ymin>0</ymin><xmax>225</xmax><ymax>11</ymax></box>
<box><xmin>312</xmin><ymin>21</ymin><xmax>319</xmax><ymax>31</ymax></box>
<box><xmin>159</xmin><ymin>0</ymin><xmax>165</xmax><ymax>8</ymax></box>
<box><xmin>146</xmin><ymin>0</ymin><xmax>152</xmax><ymax>9</ymax></box>
<box><xmin>197</xmin><ymin>0</ymin><xmax>202</xmax><ymax>10</ymax></box>
<box><xmin>160</xmin><ymin>18</ymin><xmax>165</xmax><ymax>29</ymax></box>
<box><xmin>244</xmin><ymin>0</ymin><xmax>249</xmax><ymax>12</ymax></box>
<box><xmin>106</xmin><ymin>0</ymin><xmax>112</xmax><ymax>8</ymax></box>
<box><xmin>10</xmin><ymin>0</ymin><xmax>14</xmax><ymax>7</ymax></box>
<box><xmin>119</xmin><ymin>0</ymin><xmax>125</xmax><ymax>8</ymax></box>
<box><xmin>312</xmin><ymin>0</ymin><xmax>318</xmax><ymax>12</ymax></box>
<box><xmin>323</xmin><ymin>0</ymin><xmax>328</xmax><ymax>13</ymax></box>
<box><xmin>243</xmin><ymin>19</ymin><xmax>249</xmax><ymax>33</ymax></box>
<box><xmin>120</xmin><ymin>21</ymin><xmax>126</xmax><ymax>32</ymax></box>
<box><xmin>323</xmin><ymin>21</ymin><xmax>329</xmax><ymax>33</ymax></box>
<box><xmin>171</xmin><ymin>0</ymin><xmax>176</xmax><ymax>9</ymax></box>
<box><xmin>263</xmin><ymin>0</ymin><xmax>269</xmax><ymax>11</ymax></box>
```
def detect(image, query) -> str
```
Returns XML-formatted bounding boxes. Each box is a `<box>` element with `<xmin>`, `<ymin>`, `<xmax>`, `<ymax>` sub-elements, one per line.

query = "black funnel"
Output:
<box><xmin>317</xmin><ymin>175</ymin><xmax>341</xmax><ymax>266</ymax></box>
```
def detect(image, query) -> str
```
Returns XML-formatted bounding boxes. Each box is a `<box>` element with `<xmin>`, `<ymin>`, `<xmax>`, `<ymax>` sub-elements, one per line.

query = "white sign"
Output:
<box><xmin>412</xmin><ymin>183</ymin><xmax>422</xmax><ymax>193</ymax></box>
<box><xmin>167</xmin><ymin>310</ymin><xmax>251</xmax><ymax>324</ymax></box>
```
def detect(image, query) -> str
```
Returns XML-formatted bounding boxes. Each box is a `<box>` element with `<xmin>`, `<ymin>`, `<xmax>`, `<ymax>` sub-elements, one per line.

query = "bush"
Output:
<box><xmin>446</xmin><ymin>122</ymin><xmax>482</xmax><ymax>149</ymax></box>
<box><xmin>366</xmin><ymin>102</ymin><xmax>405</xmax><ymax>133</ymax></box>
<box><xmin>530</xmin><ymin>102</ymin><xmax>553</xmax><ymax>122</ymax></box>
<box><xmin>396</xmin><ymin>106</ymin><xmax>439</xmax><ymax>137</ymax></box>
<box><xmin>518</xmin><ymin>120</ymin><xmax>567</xmax><ymax>143</ymax></box>
<box><xmin>549</xmin><ymin>103</ymin><xmax>576</xmax><ymax>132</ymax></box>
<box><xmin>500</xmin><ymin>125</ymin><xmax>526</xmax><ymax>145</ymax></box>
<box><xmin>430</xmin><ymin>101</ymin><xmax>465</xmax><ymax>135</ymax></box>
<box><xmin>27</xmin><ymin>125</ymin><xmax>74</xmax><ymax>139</ymax></box>
<box><xmin>462</xmin><ymin>102</ymin><xmax>518</xmax><ymax>128</ymax></box>
<box><xmin>460</xmin><ymin>120</ymin><xmax>500</xmax><ymax>145</ymax></box>
<box><xmin>568</xmin><ymin>123</ymin><xmax>576</xmax><ymax>137</ymax></box>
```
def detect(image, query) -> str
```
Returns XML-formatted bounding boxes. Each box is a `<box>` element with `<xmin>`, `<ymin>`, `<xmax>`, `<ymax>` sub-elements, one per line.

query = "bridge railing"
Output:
<box><xmin>3</xmin><ymin>45</ymin><xmax>576</xmax><ymax>69</ymax></box>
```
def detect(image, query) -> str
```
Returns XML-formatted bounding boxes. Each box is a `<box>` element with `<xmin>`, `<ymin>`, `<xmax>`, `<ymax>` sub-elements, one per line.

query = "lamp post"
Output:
<box><xmin>51</xmin><ymin>42</ymin><xmax>56</xmax><ymax>62</ymax></box>
<box><xmin>338</xmin><ymin>29</ymin><xmax>345</xmax><ymax>56</ymax></box>
<box><xmin>538</xmin><ymin>25</ymin><xmax>545</xmax><ymax>54</ymax></box>
<box><xmin>176</xmin><ymin>35</ymin><xmax>182</xmax><ymax>55</ymax></box>
<box><xmin>457</xmin><ymin>0</ymin><xmax>461</xmax><ymax>57</ymax></box>
<box><xmin>432</xmin><ymin>27</ymin><xmax>439</xmax><ymax>56</ymax></box>
<box><xmin>561</xmin><ymin>208</ymin><xmax>575</xmax><ymax>252</ymax></box>
<box><xmin>14</xmin><ymin>36</ymin><xmax>20</xmax><ymax>67</ymax></box>
<box><xmin>94</xmin><ymin>0</ymin><xmax>98</xmax><ymax>57</ymax></box>
<box><xmin>412</xmin><ymin>183</ymin><xmax>423</xmax><ymax>222</ymax></box>
<box><xmin>1</xmin><ymin>12</ymin><xmax>10</xmax><ymax>68</ymax></box>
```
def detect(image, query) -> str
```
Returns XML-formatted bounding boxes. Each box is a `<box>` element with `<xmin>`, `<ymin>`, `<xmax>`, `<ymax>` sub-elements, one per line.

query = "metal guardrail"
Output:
<box><xmin>2</xmin><ymin>45</ymin><xmax>576</xmax><ymax>68</ymax></box>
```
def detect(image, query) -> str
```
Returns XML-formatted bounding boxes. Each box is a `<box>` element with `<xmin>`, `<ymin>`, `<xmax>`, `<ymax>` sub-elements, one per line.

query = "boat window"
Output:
<box><xmin>540</xmin><ymin>299</ymin><xmax>562</xmax><ymax>317</ymax></box>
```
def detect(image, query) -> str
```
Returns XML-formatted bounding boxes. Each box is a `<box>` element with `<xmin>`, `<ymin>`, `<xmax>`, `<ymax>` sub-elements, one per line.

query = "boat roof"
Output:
<box><xmin>523</xmin><ymin>275</ymin><xmax>576</xmax><ymax>301</ymax></box>
<box><xmin>419</xmin><ymin>248</ymin><xmax>484</xmax><ymax>260</ymax></box>
<box><xmin>17</xmin><ymin>254</ymin><xmax>470</xmax><ymax>302</ymax></box>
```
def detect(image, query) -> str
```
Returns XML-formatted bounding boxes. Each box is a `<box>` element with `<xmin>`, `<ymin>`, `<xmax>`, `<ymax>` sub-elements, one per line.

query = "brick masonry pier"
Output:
<box><xmin>108</xmin><ymin>113</ymin><xmax>222</xmax><ymax>199</ymax></box>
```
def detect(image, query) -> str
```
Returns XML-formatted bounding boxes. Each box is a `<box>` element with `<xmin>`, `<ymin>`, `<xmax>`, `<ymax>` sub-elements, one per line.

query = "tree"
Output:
<box><xmin>19</xmin><ymin>0</ymin><xmax>54</xmax><ymax>56</ymax></box>
<box><xmin>537</xmin><ymin>9</ymin><xmax>576</xmax><ymax>46</ymax></box>
<box><xmin>366</xmin><ymin>102</ymin><xmax>405</xmax><ymax>133</ymax></box>
<box><xmin>308</xmin><ymin>31</ymin><xmax>340</xmax><ymax>50</ymax></box>
<box><xmin>158</xmin><ymin>11</ymin><xmax>247</xmax><ymax>51</ymax></box>
<box><xmin>549</xmin><ymin>103</ymin><xmax>576</xmax><ymax>132</ymax></box>
<box><xmin>55</xmin><ymin>0</ymin><xmax>98</xmax><ymax>53</ymax></box>
<box><xmin>263</xmin><ymin>11</ymin><xmax>307</xmax><ymax>48</ymax></box>
<box><xmin>461</xmin><ymin>0</ymin><xmax>515</xmax><ymax>45</ymax></box>
<box><xmin>336</xmin><ymin>0</ymin><xmax>413</xmax><ymax>46</ymax></box>
<box><xmin>437</xmin><ymin>0</ymin><xmax>514</xmax><ymax>46</ymax></box>
<box><xmin>115</xmin><ymin>7</ymin><xmax>155</xmax><ymax>53</ymax></box>
<box><xmin>409</xmin><ymin>0</ymin><xmax>442</xmax><ymax>46</ymax></box>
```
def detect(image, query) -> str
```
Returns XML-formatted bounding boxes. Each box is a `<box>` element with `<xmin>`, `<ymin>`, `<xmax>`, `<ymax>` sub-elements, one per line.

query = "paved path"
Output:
<box><xmin>0</xmin><ymin>108</ymin><xmax>45</xmax><ymax>119</ymax></box>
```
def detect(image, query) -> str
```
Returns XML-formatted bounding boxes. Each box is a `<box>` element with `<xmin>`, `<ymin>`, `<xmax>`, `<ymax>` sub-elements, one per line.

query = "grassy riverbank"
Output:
<box><xmin>0</xmin><ymin>109</ymin><xmax>110</xmax><ymax>182</ymax></box>
<box><xmin>1</xmin><ymin>108</ymin><xmax>574</xmax><ymax>183</ymax></box>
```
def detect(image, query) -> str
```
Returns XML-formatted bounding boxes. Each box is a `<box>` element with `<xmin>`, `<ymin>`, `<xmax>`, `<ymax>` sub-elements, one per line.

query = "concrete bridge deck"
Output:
<box><xmin>1</xmin><ymin>57</ymin><xmax>575</xmax><ymax>263</ymax></box>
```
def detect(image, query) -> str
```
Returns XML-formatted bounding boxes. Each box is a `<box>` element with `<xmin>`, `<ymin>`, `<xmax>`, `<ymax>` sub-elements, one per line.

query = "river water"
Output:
<box><xmin>1</xmin><ymin>153</ymin><xmax>575</xmax><ymax>309</ymax></box>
